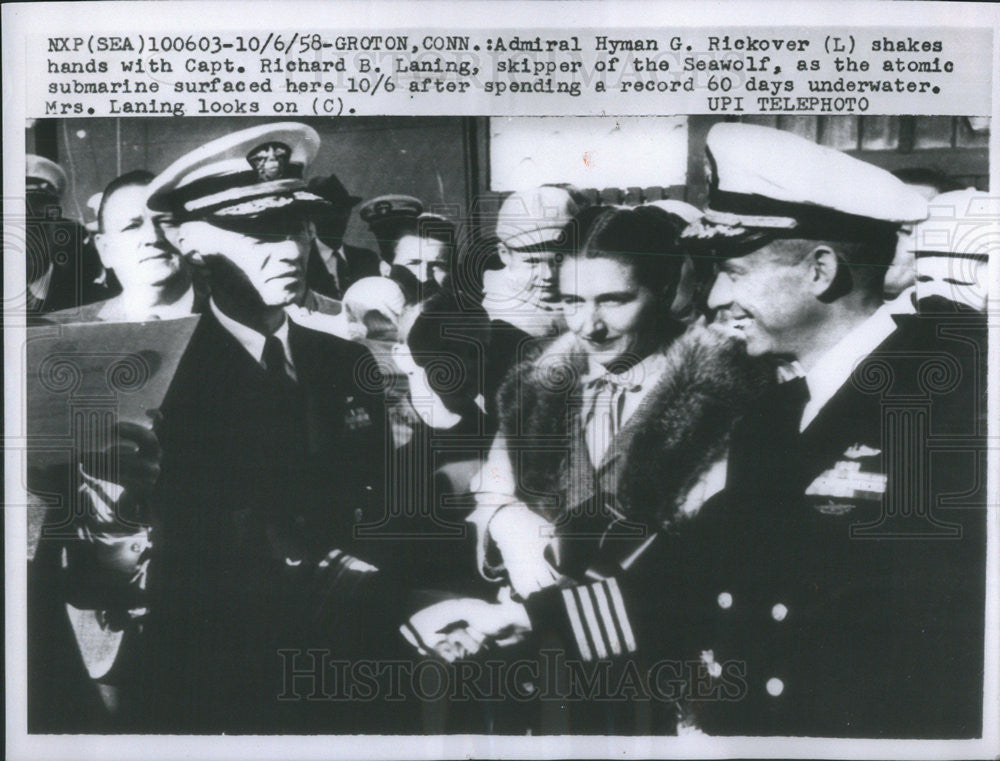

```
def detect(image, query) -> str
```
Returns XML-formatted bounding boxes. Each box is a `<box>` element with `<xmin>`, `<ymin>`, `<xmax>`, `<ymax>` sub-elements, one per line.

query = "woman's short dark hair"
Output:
<box><xmin>565</xmin><ymin>204</ymin><xmax>692</xmax><ymax>324</ymax></box>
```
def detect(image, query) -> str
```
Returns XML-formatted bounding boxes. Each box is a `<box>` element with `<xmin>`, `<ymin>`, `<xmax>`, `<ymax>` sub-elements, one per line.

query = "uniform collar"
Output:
<box><xmin>210</xmin><ymin>298</ymin><xmax>296</xmax><ymax>378</ymax></box>
<box><xmin>799</xmin><ymin>302</ymin><xmax>898</xmax><ymax>431</ymax></box>
<box><xmin>316</xmin><ymin>238</ymin><xmax>346</xmax><ymax>266</ymax></box>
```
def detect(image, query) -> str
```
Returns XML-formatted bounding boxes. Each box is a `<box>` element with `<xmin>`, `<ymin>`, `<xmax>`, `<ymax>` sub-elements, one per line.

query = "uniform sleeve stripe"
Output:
<box><xmin>575</xmin><ymin>585</ymin><xmax>608</xmax><ymax>659</ymax></box>
<box><xmin>590</xmin><ymin>583</ymin><xmax>623</xmax><ymax>656</ymax></box>
<box><xmin>606</xmin><ymin>577</ymin><xmax>638</xmax><ymax>653</ymax></box>
<box><xmin>561</xmin><ymin>587</ymin><xmax>594</xmax><ymax>661</ymax></box>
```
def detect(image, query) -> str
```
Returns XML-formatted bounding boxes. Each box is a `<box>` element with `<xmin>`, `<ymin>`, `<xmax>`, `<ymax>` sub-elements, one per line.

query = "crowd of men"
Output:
<box><xmin>25</xmin><ymin>121</ymin><xmax>989</xmax><ymax>736</ymax></box>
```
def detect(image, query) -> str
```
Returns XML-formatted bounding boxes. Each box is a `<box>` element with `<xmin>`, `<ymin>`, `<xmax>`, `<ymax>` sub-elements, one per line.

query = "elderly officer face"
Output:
<box><xmin>97</xmin><ymin>181</ymin><xmax>185</xmax><ymax>292</ymax></box>
<box><xmin>178</xmin><ymin>214</ymin><xmax>311</xmax><ymax>307</ymax></box>
<box><xmin>560</xmin><ymin>255</ymin><xmax>657</xmax><ymax>367</ymax></box>
<box><xmin>707</xmin><ymin>240</ymin><xmax>833</xmax><ymax>359</ymax></box>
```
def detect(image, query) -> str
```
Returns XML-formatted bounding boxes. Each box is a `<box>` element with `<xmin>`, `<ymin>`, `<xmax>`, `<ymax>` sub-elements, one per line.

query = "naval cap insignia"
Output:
<box><xmin>247</xmin><ymin>141</ymin><xmax>292</xmax><ymax>181</ymax></box>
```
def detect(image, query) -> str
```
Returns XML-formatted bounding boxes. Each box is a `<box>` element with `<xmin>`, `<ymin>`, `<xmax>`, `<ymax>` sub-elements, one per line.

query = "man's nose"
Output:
<box><xmin>141</xmin><ymin>216</ymin><xmax>171</xmax><ymax>250</ymax></box>
<box><xmin>537</xmin><ymin>260</ymin><xmax>555</xmax><ymax>281</ymax></box>
<box><xmin>277</xmin><ymin>238</ymin><xmax>305</xmax><ymax>261</ymax></box>
<box><xmin>706</xmin><ymin>272</ymin><xmax>734</xmax><ymax>311</ymax></box>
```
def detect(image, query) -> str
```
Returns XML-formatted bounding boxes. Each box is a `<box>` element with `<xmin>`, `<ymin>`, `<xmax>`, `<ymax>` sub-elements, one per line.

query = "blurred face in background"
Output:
<box><xmin>395</xmin><ymin>234</ymin><xmax>451</xmax><ymax>288</ymax></box>
<box><xmin>560</xmin><ymin>254</ymin><xmax>658</xmax><ymax>368</ymax></box>
<box><xmin>96</xmin><ymin>183</ymin><xmax>186</xmax><ymax>293</ymax></box>
<box><xmin>883</xmin><ymin>225</ymin><xmax>917</xmax><ymax>298</ymax></box>
<box><xmin>915</xmin><ymin>255</ymin><xmax>988</xmax><ymax>311</ymax></box>
<box><xmin>498</xmin><ymin>243</ymin><xmax>560</xmax><ymax>304</ymax></box>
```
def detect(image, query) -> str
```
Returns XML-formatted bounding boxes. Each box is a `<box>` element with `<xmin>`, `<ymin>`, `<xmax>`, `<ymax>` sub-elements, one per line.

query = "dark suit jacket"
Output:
<box><xmin>526</xmin><ymin>309</ymin><xmax>988</xmax><ymax>738</ymax></box>
<box><xmin>306</xmin><ymin>241</ymin><xmax>382</xmax><ymax>300</ymax></box>
<box><xmin>126</xmin><ymin>311</ymin><xmax>395</xmax><ymax>731</ymax></box>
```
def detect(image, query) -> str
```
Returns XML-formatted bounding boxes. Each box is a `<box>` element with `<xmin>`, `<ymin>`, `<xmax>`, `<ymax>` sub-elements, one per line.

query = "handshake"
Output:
<box><xmin>401</xmin><ymin>587</ymin><xmax>533</xmax><ymax>662</ymax></box>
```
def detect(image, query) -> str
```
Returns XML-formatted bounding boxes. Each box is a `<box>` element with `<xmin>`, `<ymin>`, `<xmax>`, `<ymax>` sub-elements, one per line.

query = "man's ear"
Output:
<box><xmin>668</xmin><ymin>253</ymin><xmax>697</xmax><ymax>319</ymax></box>
<box><xmin>497</xmin><ymin>242</ymin><xmax>513</xmax><ymax>268</ymax></box>
<box><xmin>93</xmin><ymin>232</ymin><xmax>113</xmax><ymax>269</ymax></box>
<box><xmin>807</xmin><ymin>245</ymin><xmax>840</xmax><ymax>297</ymax></box>
<box><xmin>175</xmin><ymin>226</ymin><xmax>206</xmax><ymax>265</ymax></box>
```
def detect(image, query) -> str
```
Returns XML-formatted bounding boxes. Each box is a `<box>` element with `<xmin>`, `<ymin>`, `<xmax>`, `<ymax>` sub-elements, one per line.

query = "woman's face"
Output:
<box><xmin>559</xmin><ymin>255</ymin><xmax>659</xmax><ymax>367</ymax></box>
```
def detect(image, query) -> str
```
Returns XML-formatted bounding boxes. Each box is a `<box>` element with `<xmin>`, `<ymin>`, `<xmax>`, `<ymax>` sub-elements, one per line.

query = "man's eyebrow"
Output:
<box><xmin>596</xmin><ymin>290</ymin><xmax>635</xmax><ymax>301</ymax></box>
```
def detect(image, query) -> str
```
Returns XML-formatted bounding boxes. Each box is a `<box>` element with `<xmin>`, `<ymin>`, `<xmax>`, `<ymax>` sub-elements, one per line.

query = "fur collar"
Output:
<box><xmin>497</xmin><ymin>325</ymin><xmax>773</xmax><ymax>528</ymax></box>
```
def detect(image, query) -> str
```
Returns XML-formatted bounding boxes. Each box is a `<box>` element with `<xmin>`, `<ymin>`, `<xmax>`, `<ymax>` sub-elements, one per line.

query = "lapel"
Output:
<box><xmin>288</xmin><ymin>320</ymin><xmax>340</xmax><ymax>454</ymax></box>
<box><xmin>797</xmin><ymin>316</ymin><xmax>914</xmax><ymax>487</ymax></box>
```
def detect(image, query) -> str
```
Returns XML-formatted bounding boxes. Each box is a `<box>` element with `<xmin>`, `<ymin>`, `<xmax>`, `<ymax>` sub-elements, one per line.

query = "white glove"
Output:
<box><xmin>488</xmin><ymin>505</ymin><xmax>565</xmax><ymax>599</ymax></box>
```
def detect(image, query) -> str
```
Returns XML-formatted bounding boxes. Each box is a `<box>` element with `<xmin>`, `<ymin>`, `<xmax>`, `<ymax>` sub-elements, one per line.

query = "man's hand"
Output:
<box><xmin>401</xmin><ymin>593</ymin><xmax>531</xmax><ymax>661</ymax></box>
<box><xmin>79</xmin><ymin>412</ymin><xmax>163</xmax><ymax>523</ymax></box>
<box><xmin>489</xmin><ymin>505</ymin><xmax>565</xmax><ymax>599</ymax></box>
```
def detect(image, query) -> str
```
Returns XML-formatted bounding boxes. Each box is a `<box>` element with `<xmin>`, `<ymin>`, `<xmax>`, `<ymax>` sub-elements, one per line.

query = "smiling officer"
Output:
<box><xmin>670</xmin><ymin>123</ymin><xmax>987</xmax><ymax>736</ymax></box>
<box><xmin>431</xmin><ymin>124</ymin><xmax>989</xmax><ymax>738</ymax></box>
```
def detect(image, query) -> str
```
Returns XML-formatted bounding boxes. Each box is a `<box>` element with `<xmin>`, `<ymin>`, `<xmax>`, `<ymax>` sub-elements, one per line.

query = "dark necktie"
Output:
<box><xmin>728</xmin><ymin>376</ymin><xmax>810</xmax><ymax>493</ymax></box>
<box><xmin>262</xmin><ymin>334</ymin><xmax>294</xmax><ymax>389</ymax></box>
<box><xmin>334</xmin><ymin>251</ymin><xmax>351</xmax><ymax>295</ymax></box>
<box><xmin>774</xmin><ymin>375</ymin><xmax>810</xmax><ymax>439</ymax></box>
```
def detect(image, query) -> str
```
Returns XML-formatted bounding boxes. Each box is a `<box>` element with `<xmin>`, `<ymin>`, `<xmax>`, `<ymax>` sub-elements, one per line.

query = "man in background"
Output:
<box><xmin>359</xmin><ymin>193</ymin><xmax>423</xmax><ymax>271</ymax></box>
<box><xmin>305</xmin><ymin>172</ymin><xmax>381</xmax><ymax>299</ymax></box>
<box><xmin>48</xmin><ymin>170</ymin><xmax>202</xmax><ymax>323</ymax></box>
<box><xmin>883</xmin><ymin>166</ymin><xmax>964</xmax><ymax>298</ymax></box>
<box><xmin>481</xmin><ymin>185</ymin><xmax>581</xmax><ymax>414</ymax></box>
<box><xmin>911</xmin><ymin>188</ymin><xmax>993</xmax><ymax>312</ymax></box>
<box><xmin>26</xmin><ymin>154</ymin><xmax>118</xmax><ymax>317</ymax></box>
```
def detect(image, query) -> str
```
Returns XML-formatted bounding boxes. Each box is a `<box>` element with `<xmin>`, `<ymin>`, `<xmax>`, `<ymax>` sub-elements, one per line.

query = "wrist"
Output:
<box><xmin>489</xmin><ymin>503</ymin><xmax>550</xmax><ymax>546</ymax></box>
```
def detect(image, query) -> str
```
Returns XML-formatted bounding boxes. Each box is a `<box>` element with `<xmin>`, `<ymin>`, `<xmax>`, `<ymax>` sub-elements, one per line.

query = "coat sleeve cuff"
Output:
<box><xmin>524</xmin><ymin>577</ymin><xmax>639</xmax><ymax>662</ymax></box>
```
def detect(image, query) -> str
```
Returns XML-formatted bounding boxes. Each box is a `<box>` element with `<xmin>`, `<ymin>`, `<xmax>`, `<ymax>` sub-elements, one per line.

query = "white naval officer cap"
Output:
<box><xmin>910</xmin><ymin>188</ymin><xmax>996</xmax><ymax>260</ymax></box>
<box><xmin>496</xmin><ymin>185</ymin><xmax>582</xmax><ymax>250</ymax></box>
<box><xmin>26</xmin><ymin>154</ymin><xmax>68</xmax><ymax>198</ymax></box>
<box><xmin>146</xmin><ymin>122</ymin><xmax>329</xmax><ymax>222</ymax></box>
<box><xmin>682</xmin><ymin>123</ymin><xmax>929</xmax><ymax>255</ymax></box>
<box><xmin>643</xmin><ymin>198</ymin><xmax>704</xmax><ymax>225</ymax></box>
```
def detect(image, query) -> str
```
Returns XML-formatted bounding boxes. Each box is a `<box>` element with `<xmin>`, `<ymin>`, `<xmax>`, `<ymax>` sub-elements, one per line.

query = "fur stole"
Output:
<box><xmin>497</xmin><ymin>324</ymin><xmax>773</xmax><ymax>528</ymax></box>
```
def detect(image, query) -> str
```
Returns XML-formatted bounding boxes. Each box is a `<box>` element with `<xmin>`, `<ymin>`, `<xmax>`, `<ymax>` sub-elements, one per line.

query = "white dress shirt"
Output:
<box><xmin>799</xmin><ymin>302</ymin><xmax>899</xmax><ymax>431</ymax></box>
<box><xmin>316</xmin><ymin>239</ymin><xmax>344</xmax><ymax>294</ymax></box>
<box><xmin>210</xmin><ymin>300</ymin><xmax>297</xmax><ymax>381</ymax></box>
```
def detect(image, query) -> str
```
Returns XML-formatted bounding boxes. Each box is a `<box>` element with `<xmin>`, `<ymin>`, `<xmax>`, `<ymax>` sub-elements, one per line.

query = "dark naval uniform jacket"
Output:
<box><xmin>132</xmin><ymin>308</ymin><xmax>398</xmax><ymax>732</ymax></box>
<box><xmin>526</xmin><ymin>304</ymin><xmax>987</xmax><ymax>738</ymax></box>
